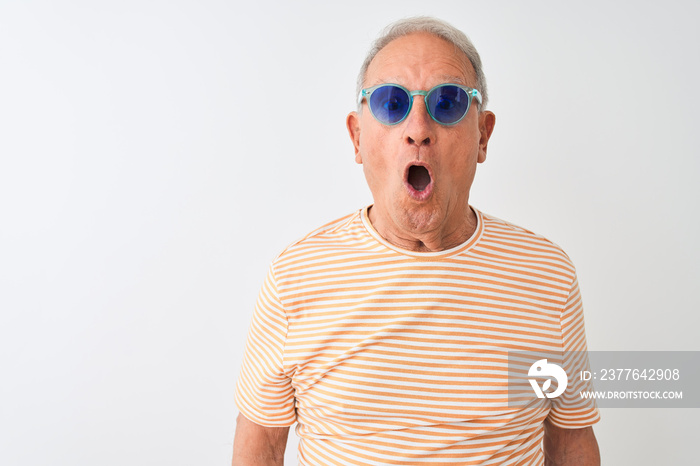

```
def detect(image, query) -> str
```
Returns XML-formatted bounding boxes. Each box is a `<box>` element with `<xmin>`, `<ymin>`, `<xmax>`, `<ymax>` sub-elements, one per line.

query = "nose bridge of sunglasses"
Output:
<box><xmin>407</xmin><ymin>89</ymin><xmax>430</xmax><ymax>114</ymax></box>
<box><xmin>409</xmin><ymin>90</ymin><xmax>429</xmax><ymax>98</ymax></box>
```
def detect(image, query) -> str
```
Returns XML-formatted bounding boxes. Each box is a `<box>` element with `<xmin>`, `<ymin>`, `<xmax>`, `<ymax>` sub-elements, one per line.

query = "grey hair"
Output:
<box><xmin>356</xmin><ymin>16</ymin><xmax>489</xmax><ymax>110</ymax></box>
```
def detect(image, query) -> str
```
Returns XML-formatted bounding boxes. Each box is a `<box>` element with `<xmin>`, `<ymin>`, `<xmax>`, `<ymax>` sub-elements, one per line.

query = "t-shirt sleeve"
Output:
<box><xmin>547</xmin><ymin>274</ymin><xmax>601</xmax><ymax>428</ymax></box>
<box><xmin>235</xmin><ymin>265</ymin><xmax>297</xmax><ymax>426</ymax></box>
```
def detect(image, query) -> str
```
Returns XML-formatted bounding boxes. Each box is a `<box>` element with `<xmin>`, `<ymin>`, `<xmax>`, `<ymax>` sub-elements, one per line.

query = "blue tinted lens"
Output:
<box><xmin>426</xmin><ymin>85</ymin><xmax>471</xmax><ymax>125</ymax></box>
<box><xmin>369</xmin><ymin>85</ymin><xmax>411</xmax><ymax>125</ymax></box>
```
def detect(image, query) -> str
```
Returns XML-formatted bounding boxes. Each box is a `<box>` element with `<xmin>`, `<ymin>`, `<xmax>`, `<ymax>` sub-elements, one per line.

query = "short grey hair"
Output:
<box><xmin>356</xmin><ymin>16</ymin><xmax>489</xmax><ymax>110</ymax></box>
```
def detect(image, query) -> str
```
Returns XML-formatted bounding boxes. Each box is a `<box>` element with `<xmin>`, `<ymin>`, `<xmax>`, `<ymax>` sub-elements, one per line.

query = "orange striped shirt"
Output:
<box><xmin>236</xmin><ymin>207</ymin><xmax>600</xmax><ymax>465</ymax></box>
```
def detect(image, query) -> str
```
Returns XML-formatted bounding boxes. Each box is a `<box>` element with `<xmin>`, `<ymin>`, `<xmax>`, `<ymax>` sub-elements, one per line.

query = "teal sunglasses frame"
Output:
<box><xmin>358</xmin><ymin>83</ymin><xmax>483</xmax><ymax>126</ymax></box>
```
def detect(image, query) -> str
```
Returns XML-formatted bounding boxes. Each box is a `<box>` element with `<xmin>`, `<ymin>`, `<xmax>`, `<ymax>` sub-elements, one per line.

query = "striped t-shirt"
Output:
<box><xmin>236</xmin><ymin>206</ymin><xmax>600</xmax><ymax>465</ymax></box>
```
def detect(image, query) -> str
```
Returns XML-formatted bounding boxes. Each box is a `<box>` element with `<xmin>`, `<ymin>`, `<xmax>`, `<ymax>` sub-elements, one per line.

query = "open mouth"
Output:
<box><xmin>407</xmin><ymin>165</ymin><xmax>431</xmax><ymax>192</ymax></box>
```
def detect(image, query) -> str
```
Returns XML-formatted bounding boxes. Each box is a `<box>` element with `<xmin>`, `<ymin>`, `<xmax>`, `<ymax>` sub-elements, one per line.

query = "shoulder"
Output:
<box><xmin>476</xmin><ymin>209</ymin><xmax>576</xmax><ymax>274</ymax></box>
<box><xmin>271</xmin><ymin>209</ymin><xmax>364</xmax><ymax>267</ymax></box>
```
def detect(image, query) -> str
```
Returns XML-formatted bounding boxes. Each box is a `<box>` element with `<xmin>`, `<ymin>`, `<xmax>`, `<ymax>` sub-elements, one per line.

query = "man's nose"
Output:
<box><xmin>404</xmin><ymin>97</ymin><xmax>435</xmax><ymax>146</ymax></box>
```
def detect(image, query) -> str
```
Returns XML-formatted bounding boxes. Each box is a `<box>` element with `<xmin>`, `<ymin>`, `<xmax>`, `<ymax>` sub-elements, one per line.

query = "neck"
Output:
<box><xmin>368</xmin><ymin>205</ymin><xmax>477</xmax><ymax>252</ymax></box>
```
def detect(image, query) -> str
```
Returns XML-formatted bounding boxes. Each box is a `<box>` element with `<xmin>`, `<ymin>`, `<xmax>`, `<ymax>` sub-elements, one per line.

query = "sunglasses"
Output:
<box><xmin>358</xmin><ymin>83</ymin><xmax>483</xmax><ymax>126</ymax></box>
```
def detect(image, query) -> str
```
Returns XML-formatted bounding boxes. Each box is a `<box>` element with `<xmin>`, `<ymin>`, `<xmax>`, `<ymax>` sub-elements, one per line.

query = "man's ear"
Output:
<box><xmin>346</xmin><ymin>111</ymin><xmax>362</xmax><ymax>164</ymax></box>
<box><xmin>477</xmin><ymin>111</ymin><xmax>496</xmax><ymax>163</ymax></box>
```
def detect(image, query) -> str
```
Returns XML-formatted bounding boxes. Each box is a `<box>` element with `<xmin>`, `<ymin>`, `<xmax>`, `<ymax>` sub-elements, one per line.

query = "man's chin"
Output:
<box><xmin>395</xmin><ymin>203</ymin><xmax>444</xmax><ymax>235</ymax></box>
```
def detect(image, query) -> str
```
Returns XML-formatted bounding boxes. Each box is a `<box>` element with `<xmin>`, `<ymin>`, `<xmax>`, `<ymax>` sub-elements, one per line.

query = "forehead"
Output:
<box><xmin>365</xmin><ymin>32</ymin><xmax>475</xmax><ymax>88</ymax></box>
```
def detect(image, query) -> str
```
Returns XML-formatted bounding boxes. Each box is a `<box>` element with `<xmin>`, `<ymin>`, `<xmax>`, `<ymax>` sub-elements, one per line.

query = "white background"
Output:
<box><xmin>1</xmin><ymin>0</ymin><xmax>698</xmax><ymax>464</ymax></box>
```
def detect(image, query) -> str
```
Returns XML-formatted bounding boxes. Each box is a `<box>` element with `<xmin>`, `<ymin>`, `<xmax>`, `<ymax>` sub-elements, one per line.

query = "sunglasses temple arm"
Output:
<box><xmin>473</xmin><ymin>89</ymin><xmax>483</xmax><ymax>105</ymax></box>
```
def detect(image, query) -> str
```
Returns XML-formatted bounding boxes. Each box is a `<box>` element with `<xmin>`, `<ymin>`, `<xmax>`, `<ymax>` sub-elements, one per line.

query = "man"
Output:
<box><xmin>233</xmin><ymin>17</ymin><xmax>600</xmax><ymax>465</ymax></box>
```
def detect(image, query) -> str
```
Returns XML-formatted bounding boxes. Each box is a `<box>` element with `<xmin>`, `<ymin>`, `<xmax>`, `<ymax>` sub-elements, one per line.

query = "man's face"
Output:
<box><xmin>347</xmin><ymin>32</ymin><xmax>495</xmax><ymax>244</ymax></box>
